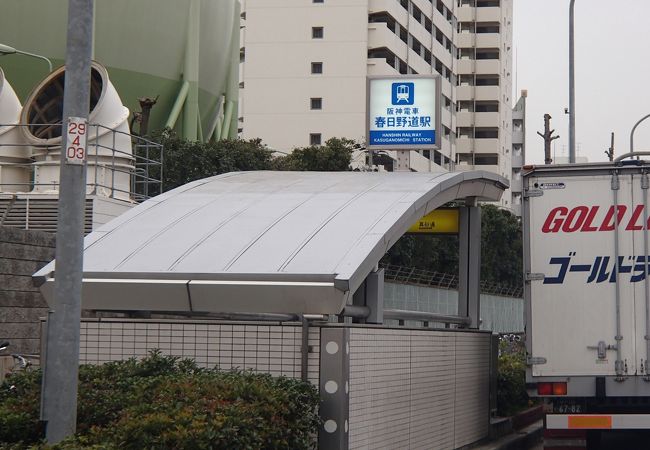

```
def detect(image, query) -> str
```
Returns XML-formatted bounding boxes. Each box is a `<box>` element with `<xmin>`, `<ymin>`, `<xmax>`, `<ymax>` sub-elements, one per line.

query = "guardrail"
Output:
<box><xmin>0</xmin><ymin>123</ymin><xmax>163</xmax><ymax>202</ymax></box>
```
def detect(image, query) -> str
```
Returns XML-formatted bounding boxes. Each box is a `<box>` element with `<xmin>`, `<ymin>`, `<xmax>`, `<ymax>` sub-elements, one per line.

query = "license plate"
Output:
<box><xmin>553</xmin><ymin>399</ymin><xmax>584</xmax><ymax>414</ymax></box>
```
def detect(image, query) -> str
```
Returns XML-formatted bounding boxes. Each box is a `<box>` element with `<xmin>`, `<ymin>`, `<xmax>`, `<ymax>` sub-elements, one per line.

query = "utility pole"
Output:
<box><xmin>605</xmin><ymin>132</ymin><xmax>614</xmax><ymax>162</ymax></box>
<box><xmin>568</xmin><ymin>0</ymin><xmax>576</xmax><ymax>163</ymax></box>
<box><xmin>537</xmin><ymin>114</ymin><xmax>560</xmax><ymax>165</ymax></box>
<box><xmin>40</xmin><ymin>0</ymin><xmax>94</xmax><ymax>443</ymax></box>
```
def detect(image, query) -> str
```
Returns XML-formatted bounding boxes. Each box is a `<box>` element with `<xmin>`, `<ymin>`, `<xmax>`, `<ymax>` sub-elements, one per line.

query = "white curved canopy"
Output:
<box><xmin>35</xmin><ymin>171</ymin><xmax>507</xmax><ymax>314</ymax></box>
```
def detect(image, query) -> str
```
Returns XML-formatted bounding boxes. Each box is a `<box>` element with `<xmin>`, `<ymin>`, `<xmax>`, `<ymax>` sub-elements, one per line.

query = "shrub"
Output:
<box><xmin>497</xmin><ymin>341</ymin><xmax>529</xmax><ymax>417</ymax></box>
<box><xmin>0</xmin><ymin>351</ymin><xmax>320</xmax><ymax>449</ymax></box>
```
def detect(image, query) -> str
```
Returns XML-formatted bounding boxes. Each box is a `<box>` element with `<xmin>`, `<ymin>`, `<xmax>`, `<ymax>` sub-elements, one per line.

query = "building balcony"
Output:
<box><xmin>368</xmin><ymin>24</ymin><xmax>408</xmax><ymax>61</ymax></box>
<box><xmin>455</xmin><ymin>162</ymin><xmax>499</xmax><ymax>174</ymax></box>
<box><xmin>475</xmin><ymin>33</ymin><xmax>500</xmax><ymax>48</ymax></box>
<box><xmin>477</xmin><ymin>7</ymin><xmax>502</xmax><ymax>22</ymax></box>
<box><xmin>475</xmin><ymin>59</ymin><xmax>500</xmax><ymax>74</ymax></box>
<box><xmin>457</xmin><ymin>6</ymin><xmax>502</xmax><ymax>23</ymax></box>
<box><xmin>457</xmin><ymin>59</ymin><xmax>474</xmax><ymax>74</ymax></box>
<box><xmin>441</xmin><ymin>107</ymin><xmax>452</xmax><ymax>127</ymax></box>
<box><xmin>367</xmin><ymin>57</ymin><xmax>399</xmax><ymax>76</ymax></box>
<box><xmin>512</xmin><ymin>130</ymin><xmax>524</xmax><ymax>144</ymax></box>
<box><xmin>457</xmin><ymin>33</ymin><xmax>475</xmax><ymax>48</ymax></box>
<box><xmin>457</xmin><ymin>111</ymin><xmax>500</xmax><ymax>128</ymax></box>
<box><xmin>456</xmin><ymin>59</ymin><xmax>500</xmax><ymax>75</ymax></box>
<box><xmin>473</xmin><ymin>138</ymin><xmax>500</xmax><ymax>153</ymax></box>
<box><xmin>456</xmin><ymin>85</ymin><xmax>500</xmax><ymax>101</ymax></box>
<box><xmin>511</xmin><ymin>153</ymin><xmax>523</xmax><ymax>168</ymax></box>
<box><xmin>457</xmin><ymin>6</ymin><xmax>474</xmax><ymax>22</ymax></box>
<box><xmin>368</xmin><ymin>0</ymin><xmax>409</xmax><ymax>23</ymax></box>
<box><xmin>456</xmin><ymin>137</ymin><xmax>500</xmax><ymax>153</ymax></box>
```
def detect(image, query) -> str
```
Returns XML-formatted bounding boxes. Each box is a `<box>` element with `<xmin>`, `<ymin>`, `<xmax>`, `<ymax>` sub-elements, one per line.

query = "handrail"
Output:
<box><xmin>615</xmin><ymin>151</ymin><xmax>650</xmax><ymax>163</ymax></box>
<box><xmin>0</xmin><ymin>122</ymin><xmax>164</xmax><ymax>201</ymax></box>
<box><xmin>384</xmin><ymin>309</ymin><xmax>472</xmax><ymax>326</ymax></box>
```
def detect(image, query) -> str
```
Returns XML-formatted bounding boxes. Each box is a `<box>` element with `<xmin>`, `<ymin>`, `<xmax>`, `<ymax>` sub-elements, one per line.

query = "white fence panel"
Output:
<box><xmin>348</xmin><ymin>328</ymin><xmax>491</xmax><ymax>450</ymax></box>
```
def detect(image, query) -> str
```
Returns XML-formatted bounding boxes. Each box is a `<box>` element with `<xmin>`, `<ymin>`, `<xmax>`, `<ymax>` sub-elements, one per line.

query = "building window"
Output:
<box><xmin>312</xmin><ymin>27</ymin><xmax>324</xmax><ymax>39</ymax></box>
<box><xmin>310</xmin><ymin>98</ymin><xmax>322</xmax><ymax>110</ymax></box>
<box><xmin>475</xmin><ymin>128</ymin><xmax>499</xmax><ymax>139</ymax></box>
<box><xmin>310</xmin><ymin>133</ymin><xmax>322</xmax><ymax>146</ymax></box>
<box><xmin>311</xmin><ymin>62</ymin><xmax>323</xmax><ymax>74</ymax></box>
<box><xmin>475</xmin><ymin>154</ymin><xmax>499</xmax><ymax>165</ymax></box>
<box><xmin>313</xmin><ymin>0</ymin><xmax>324</xmax><ymax>2</ymax></box>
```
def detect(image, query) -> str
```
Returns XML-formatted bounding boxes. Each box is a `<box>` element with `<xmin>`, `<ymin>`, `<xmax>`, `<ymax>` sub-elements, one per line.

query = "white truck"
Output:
<box><xmin>524</xmin><ymin>161</ymin><xmax>650</xmax><ymax>449</ymax></box>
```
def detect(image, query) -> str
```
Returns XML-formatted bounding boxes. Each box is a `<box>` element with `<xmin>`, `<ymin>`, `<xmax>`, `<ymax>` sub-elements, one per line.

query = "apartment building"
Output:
<box><xmin>455</xmin><ymin>0</ymin><xmax>513</xmax><ymax>206</ymax></box>
<box><xmin>239</xmin><ymin>0</ymin><xmax>513</xmax><ymax>203</ymax></box>
<box><xmin>511</xmin><ymin>90</ymin><xmax>526</xmax><ymax>216</ymax></box>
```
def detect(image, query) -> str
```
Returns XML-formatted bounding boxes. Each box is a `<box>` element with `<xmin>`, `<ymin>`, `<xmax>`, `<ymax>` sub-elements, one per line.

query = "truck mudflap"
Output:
<box><xmin>547</xmin><ymin>413</ymin><xmax>650</xmax><ymax>429</ymax></box>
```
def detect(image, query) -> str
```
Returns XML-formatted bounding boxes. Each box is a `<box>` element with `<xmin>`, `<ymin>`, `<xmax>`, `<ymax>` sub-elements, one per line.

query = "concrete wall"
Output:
<box><xmin>0</xmin><ymin>226</ymin><xmax>54</xmax><ymax>355</ymax></box>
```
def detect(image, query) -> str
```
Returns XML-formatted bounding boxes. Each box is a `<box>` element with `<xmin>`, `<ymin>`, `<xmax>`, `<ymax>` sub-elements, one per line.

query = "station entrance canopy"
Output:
<box><xmin>34</xmin><ymin>171</ymin><xmax>507</xmax><ymax>315</ymax></box>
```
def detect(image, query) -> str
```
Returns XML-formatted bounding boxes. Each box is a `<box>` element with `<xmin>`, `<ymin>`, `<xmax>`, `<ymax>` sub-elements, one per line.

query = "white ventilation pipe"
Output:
<box><xmin>21</xmin><ymin>61</ymin><xmax>133</xmax><ymax>201</ymax></box>
<box><xmin>0</xmin><ymin>68</ymin><xmax>30</xmax><ymax>192</ymax></box>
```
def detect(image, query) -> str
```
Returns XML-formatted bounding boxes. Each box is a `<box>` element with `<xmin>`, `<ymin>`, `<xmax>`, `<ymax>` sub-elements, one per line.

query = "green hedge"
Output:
<box><xmin>0</xmin><ymin>351</ymin><xmax>320</xmax><ymax>449</ymax></box>
<box><xmin>497</xmin><ymin>341</ymin><xmax>529</xmax><ymax>417</ymax></box>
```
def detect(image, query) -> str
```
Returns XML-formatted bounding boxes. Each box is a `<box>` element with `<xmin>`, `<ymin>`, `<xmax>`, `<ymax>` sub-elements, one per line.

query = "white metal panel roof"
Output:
<box><xmin>35</xmin><ymin>171</ymin><xmax>507</xmax><ymax>314</ymax></box>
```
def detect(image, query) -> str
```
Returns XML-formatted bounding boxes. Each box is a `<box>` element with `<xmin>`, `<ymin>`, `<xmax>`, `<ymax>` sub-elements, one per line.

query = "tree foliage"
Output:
<box><xmin>271</xmin><ymin>138</ymin><xmax>355</xmax><ymax>171</ymax></box>
<box><xmin>152</xmin><ymin>130</ymin><xmax>275</xmax><ymax>192</ymax></box>
<box><xmin>150</xmin><ymin>130</ymin><xmax>354</xmax><ymax>193</ymax></box>
<box><xmin>480</xmin><ymin>205</ymin><xmax>523</xmax><ymax>286</ymax></box>
<box><xmin>382</xmin><ymin>204</ymin><xmax>522</xmax><ymax>288</ymax></box>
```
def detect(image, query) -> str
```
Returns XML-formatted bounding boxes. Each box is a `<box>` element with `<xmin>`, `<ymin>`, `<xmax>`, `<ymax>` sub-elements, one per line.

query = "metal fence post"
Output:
<box><xmin>319</xmin><ymin>327</ymin><xmax>350</xmax><ymax>450</ymax></box>
<box><xmin>489</xmin><ymin>332</ymin><xmax>499</xmax><ymax>427</ymax></box>
<box><xmin>459</xmin><ymin>201</ymin><xmax>482</xmax><ymax>328</ymax></box>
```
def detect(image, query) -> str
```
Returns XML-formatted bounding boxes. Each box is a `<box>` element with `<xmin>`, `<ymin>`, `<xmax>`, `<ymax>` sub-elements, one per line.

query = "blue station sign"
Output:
<box><xmin>367</xmin><ymin>76</ymin><xmax>441</xmax><ymax>150</ymax></box>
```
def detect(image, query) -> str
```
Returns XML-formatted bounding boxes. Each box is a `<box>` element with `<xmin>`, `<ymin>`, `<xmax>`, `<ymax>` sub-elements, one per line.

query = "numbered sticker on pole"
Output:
<box><xmin>65</xmin><ymin>117</ymin><xmax>88</xmax><ymax>165</ymax></box>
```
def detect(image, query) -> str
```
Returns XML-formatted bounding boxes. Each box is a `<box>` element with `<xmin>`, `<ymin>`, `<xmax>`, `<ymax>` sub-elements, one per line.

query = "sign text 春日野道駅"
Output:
<box><xmin>367</xmin><ymin>76</ymin><xmax>440</xmax><ymax>150</ymax></box>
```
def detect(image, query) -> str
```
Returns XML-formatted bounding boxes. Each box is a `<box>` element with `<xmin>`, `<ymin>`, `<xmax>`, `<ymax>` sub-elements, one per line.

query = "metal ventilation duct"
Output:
<box><xmin>0</xmin><ymin>68</ymin><xmax>30</xmax><ymax>192</ymax></box>
<box><xmin>21</xmin><ymin>61</ymin><xmax>133</xmax><ymax>200</ymax></box>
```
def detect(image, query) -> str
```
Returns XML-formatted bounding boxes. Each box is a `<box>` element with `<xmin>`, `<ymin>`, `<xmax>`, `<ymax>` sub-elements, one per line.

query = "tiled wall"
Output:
<box><xmin>79</xmin><ymin>319</ymin><xmax>321</xmax><ymax>384</ymax></box>
<box><xmin>347</xmin><ymin>328</ymin><xmax>491</xmax><ymax>450</ymax></box>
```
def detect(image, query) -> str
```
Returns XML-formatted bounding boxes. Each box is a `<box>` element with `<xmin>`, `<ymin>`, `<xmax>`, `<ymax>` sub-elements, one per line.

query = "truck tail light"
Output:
<box><xmin>537</xmin><ymin>382</ymin><xmax>567</xmax><ymax>395</ymax></box>
<box><xmin>537</xmin><ymin>382</ymin><xmax>552</xmax><ymax>395</ymax></box>
<box><xmin>552</xmin><ymin>382</ymin><xmax>568</xmax><ymax>395</ymax></box>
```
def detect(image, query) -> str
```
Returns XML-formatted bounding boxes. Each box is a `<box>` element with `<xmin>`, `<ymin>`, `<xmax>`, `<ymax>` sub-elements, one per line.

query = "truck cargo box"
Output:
<box><xmin>524</xmin><ymin>162</ymin><xmax>650</xmax><ymax>398</ymax></box>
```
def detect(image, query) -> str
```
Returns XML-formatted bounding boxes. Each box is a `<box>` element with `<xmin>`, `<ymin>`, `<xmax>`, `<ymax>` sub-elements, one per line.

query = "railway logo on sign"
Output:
<box><xmin>392</xmin><ymin>83</ymin><xmax>414</xmax><ymax>105</ymax></box>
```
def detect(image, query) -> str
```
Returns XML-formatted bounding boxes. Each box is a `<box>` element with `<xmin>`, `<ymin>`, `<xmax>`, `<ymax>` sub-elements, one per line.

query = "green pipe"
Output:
<box><xmin>214</xmin><ymin>118</ymin><xmax>223</xmax><ymax>141</ymax></box>
<box><xmin>197</xmin><ymin>105</ymin><xmax>204</xmax><ymax>142</ymax></box>
<box><xmin>228</xmin><ymin>99</ymin><xmax>238</xmax><ymax>139</ymax></box>
<box><xmin>206</xmin><ymin>95</ymin><xmax>225</xmax><ymax>141</ymax></box>
<box><xmin>182</xmin><ymin>0</ymin><xmax>200</xmax><ymax>140</ymax></box>
<box><xmin>221</xmin><ymin>100</ymin><xmax>234</xmax><ymax>139</ymax></box>
<box><xmin>165</xmin><ymin>80</ymin><xmax>189</xmax><ymax>129</ymax></box>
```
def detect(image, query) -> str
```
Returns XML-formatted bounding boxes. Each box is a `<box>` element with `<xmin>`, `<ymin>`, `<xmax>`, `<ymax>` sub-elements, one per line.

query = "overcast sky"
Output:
<box><xmin>513</xmin><ymin>0</ymin><xmax>650</xmax><ymax>164</ymax></box>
